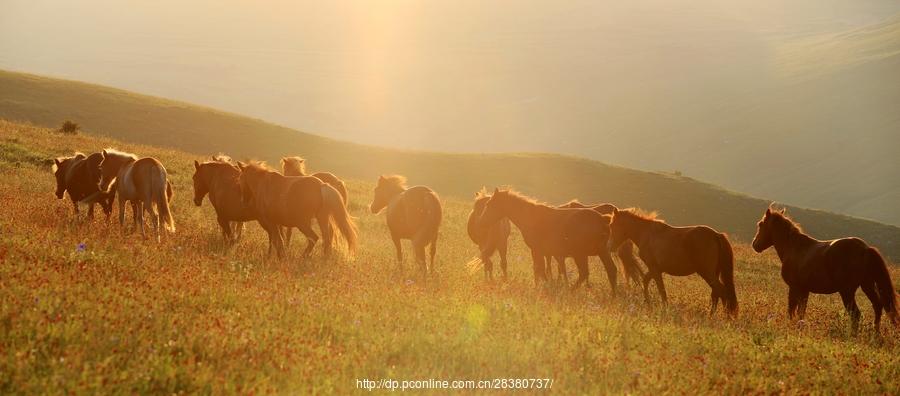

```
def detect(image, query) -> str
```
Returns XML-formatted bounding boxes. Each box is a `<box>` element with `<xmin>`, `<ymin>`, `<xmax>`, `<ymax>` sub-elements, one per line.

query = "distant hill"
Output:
<box><xmin>1</xmin><ymin>69</ymin><xmax>899</xmax><ymax>260</ymax></box>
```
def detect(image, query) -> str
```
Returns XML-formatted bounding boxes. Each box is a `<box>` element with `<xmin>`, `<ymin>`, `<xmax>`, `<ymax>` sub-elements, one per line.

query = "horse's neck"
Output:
<box><xmin>627</xmin><ymin>218</ymin><xmax>659</xmax><ymax>247</ymax></box>
<box><xmin>385</xmin><ymin>188</ymin><xmax>408</xmax><ymax>215</ymax></box>
<box><xmin>502</xmin><ymin>198</ymin><xmax>542</xmax><ymax>235</ymax></box>
<box><xmin>773</xmin><ymin>229</ymin><xmax>816</xmax><ymax>267</ymax></box>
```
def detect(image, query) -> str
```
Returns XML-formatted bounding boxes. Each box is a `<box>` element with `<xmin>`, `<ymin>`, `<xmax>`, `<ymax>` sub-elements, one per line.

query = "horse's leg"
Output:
<box><xmin>316</xmin><ymin>212</ymin><xmax>333</xmax><ymax>257</ymax></box>
<box><xmin>698</xmin><ymin>271</ymin><xmax>722</xmax><ymax>316</ymax></box>
<box><xmin>571</xmin><ymin>256</ymin><xmax>589</xmax><ymax>291</ymax></box>
<box><xmin>530</xmin><ymin>250</ymin><xmax>547</xmax><ymax>285</ymax></box>
<box><xmin>839</xmin><ymin>288</ymin><xmax>861</xmax><ymax>335</ymax></box>
<box><xmin>555</xmin><ymin>256</ymin><xmax>567</xmax><ymax>285</ymax></box>
<box><xmin>295</xmin><ymin>222</ymin><xmax>319</xmax><ymax>258</ymax></box>
<box><xmin>265</xmin><ymin>223</ymin><xmax>286</xmax><ymax>259</ymax></box>
<box><xmin>392</xmin><ymin>235</ymin><xmax>403</xmax><ymax>268</ymax></box>
<box><xmin>641</xmin><ymin>271</ymin><xmax>654</xmax><ymax>305</ymax></box>
<box><xmin>481</xmin><ymin>243</ymin><xmax>496</xmax><ymax>281</ymax></box>
<box><xmin>117</xmin><ymin>198</ymin><xmax>127</xmax><ymax>231</ymax></box>
<box><xmin>428</xmin><ymin>235</ymin><xmax>437</xmax><ymax>273</ymax></box>
<box><xmin>598</xmin><ymin>250</ymin><xmax>618</xmax><ymax>297</ymax></box>
<box><xmin>498</xmin><ymin>241</ymin><xmax>509</xmax><ymax>280</ymax></box>
<box><xmin>87</xmin><ymin>202</ymin><xmax>95</xmax><ymax>220</ymax></box>
<box><xmin>217</xmin><ymin>217</ymin><xmax>233</xmax><ymax>244</ymax></box>
<box><xmin>544</xmin><ymin>256</ymin><xmax>553</xmax><ymax>281</ymax></box>
<box><xmin>283</xmin><ymin>227</ymin><xmax>293</xmax><ymax>248</ymax></box>
<box><xmin>652</xmin><ymin>271</ymin><xmax>667</xmax><ymax>305</ymax></box>
<box><xmin>860</xmin><ymin>281</ymin><xmax>883</xmax><ymax>332</ymax></box>
<box><xmin>412</xmin><ymin>239</ymin><xmax>427</xmax><ymax>275</ymax></box>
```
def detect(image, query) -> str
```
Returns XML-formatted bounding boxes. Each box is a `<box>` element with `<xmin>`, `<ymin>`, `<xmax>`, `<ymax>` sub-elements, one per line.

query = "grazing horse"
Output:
<box><xmin>609</xmin><ymin>209</ymin><xmax>737</xmax><ymax>315</ymax></box>
<box><xmin>468</xmin><ymin>189</ymin><xmax>511</xmax><ymax>280</ymax></box>
<box><xmin>752</xmin><ymin>206</ymin><xmax>899</xmax><ymax>332</ymax></box>
<box><xmin>370</xmin><ymin>175</ymin><xmax>442</xmax><ymax>274</ymax></box>
<box><xmin>52</xmin><ymin>152</ymin><xmax>115</xmax><ymax>219</ymax></box>
<box><xmin>238</xmin><ymin>161</ymin><xmax>357</xmax><ymax>259</ymax></box>
<box><xmin>557</xmin><ymin>200</ymin><xmax>645</xmax><ymax>286</ymax></box>
<box><xmin>192</xmin><ymin>155</ymin><xmax>256</xmax><ymax>243</ymax></box>
<box><xmin>478</xmin><ymin>188</ymin><xmax>617</xmax><ymax>294</ymax></box>
<box><xmin>281</xmin><ymin>156</ymin><xmax>349</xmax><ymax>247</ymax></box>
<box><xmin>98</xmin><ymin>149</ymin><xmax>175</xmax><ymax>242</ymax></box>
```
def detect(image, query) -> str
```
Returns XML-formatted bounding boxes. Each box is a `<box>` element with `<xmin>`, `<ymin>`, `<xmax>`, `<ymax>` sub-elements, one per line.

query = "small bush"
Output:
<box><xmin>58</xmin><ymin>120</ymin><xmax>80</xmax><ymax>134</ymax></box>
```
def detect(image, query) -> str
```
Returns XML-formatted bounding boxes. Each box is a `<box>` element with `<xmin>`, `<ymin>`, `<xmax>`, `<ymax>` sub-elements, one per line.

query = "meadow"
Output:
<box><xmin>1</xmin><ymin>119</ymin><xmax>898</xmax><ymax>394</ymax></box>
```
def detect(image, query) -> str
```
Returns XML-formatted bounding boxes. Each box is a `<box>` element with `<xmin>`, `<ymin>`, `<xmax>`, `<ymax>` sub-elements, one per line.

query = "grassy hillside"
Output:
<box><xmin>2</xmin><ymin>70</ymin><xmax>899</xmax><ymax>261</ymax></box>
<box><xmin>1</xmin><ymin>119</ymin><xmax>899</xmax><ymax>393</ymax></box>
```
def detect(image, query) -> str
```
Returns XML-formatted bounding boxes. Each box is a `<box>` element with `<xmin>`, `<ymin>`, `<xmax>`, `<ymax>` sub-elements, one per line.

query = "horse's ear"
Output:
<box><xmin>298</xmin><ymin>158</ymin><xmax>305</xmax><ymax>163</ymax></box>
<box><xmin>237</xmin><ymin>161</ymin><xmax>246</xmax><ymax>170</ymax></box>
<box><xmin>379</xmin><ymin>175</ymin><xmax>386</xmax><ymax>181</ymax></box>
<box><xmin>54</xmin><ymin>158</ymin><xmax>62</xmax><ymax>166</ymax></box>
<box><xmin>493</xmin><ymin>187</ymin><xmax>500</xmax><ymax>194</ymax></box>
<box><xmin>194</xmin><ymin>160</ymin><xmax>200</xmax><ymax>170</ymax></box>
<box><xmin>765</xmin><ymin>208</ymin><xmax>771</xmax><ymax>216</ymax></box>
<box><xmin>780</xmin><ymin>208</ymin><xmax>786</xmax><ymax>215</ymax></box>
<box><xmin>101</xmin><ymin>149</ymin><xmax>108</xmax><ymax>158</ymax></box>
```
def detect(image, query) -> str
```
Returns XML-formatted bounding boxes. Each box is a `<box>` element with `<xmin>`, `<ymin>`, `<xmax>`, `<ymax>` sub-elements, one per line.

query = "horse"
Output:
<box><xmin>192</xmin><ymin>155</ymin><xmax>256</xmax><ymax>244</ymax></box>
<box><xmin>752</xmin><ymin>206</ymin><xmax>899</xmax><ymax>332</ymax></box>
<box><xmin>468</xmin><ymin>189</ymin><xmax>511</xmax><ymax>280</ymax></box>
<box><xmin>281</xmin><ymin>156</ymin><xmax>349</xmax><ymax>247</ymax></box>
<box><xmin>370</xmin><ymin>175</ymin><xmax>442</xmax><ymax>274</ymax></box>
<box><xmin>52</xmin><ymin>152</ymin><xmax>115</xmax><ymax>219</ymax></box>
<box><xmin>97</xmin><ymin>149</ymin><xmax>175</xmax><ymax>242</ymax></box>
<box><xmin>477</xmin><ymin>188</ymin><xmax>617</xmax><ymax>294</ymax></box>
<box><xmin>608</xmin><ymin>208</ymin><xmax>737</xmax><ymax>315</ymax></box>
<box><xmin>558</xmin><ymin>200</ymin><xmax>645</xmax><ymax>287</ymax></box>
<box><xmin>238</xmin><ymin>161</ymin><xmax>357</xmax><ymax>259</ymax></box>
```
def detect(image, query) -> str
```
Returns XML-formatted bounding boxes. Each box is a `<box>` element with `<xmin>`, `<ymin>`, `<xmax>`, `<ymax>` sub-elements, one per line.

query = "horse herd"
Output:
<box><xmin>51</xmin><ymin>149</ymin><xmax>899</xmax><ymax>333</ymax></box>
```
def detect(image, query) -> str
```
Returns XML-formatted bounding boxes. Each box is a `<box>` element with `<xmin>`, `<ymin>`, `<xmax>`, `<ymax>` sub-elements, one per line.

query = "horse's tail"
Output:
<box><xmin>716</xmin><ymin>232</ymin><xmax>738</xmax><ymax>315</ymax></box>
<box><xmin>616</xmin><ymin>242</ymin><xmax>644</xmax><ymax>287</ymax></box>
<box><xmin>321</xmin><ymin>184</ymin><xmax>357</xmax><ymax>254</ymax></box>
<box><xmin>333</xmin><ymin>179</ymin><xmax>349</xmax><ymax>207</ymax></box>
<box><xmin>155</xmin><ymin>166</ymin><xmax>175</xmax><ymax>233</ymax></box>
<box><xmin>867</xmin><ymin>247</ymin><xmax>899</xmax><ymax>326</ymax></box>
<box><xmin>425</xmin><ymin>192</ymin><xmax>442</xmax><ymax>267</ymax></box>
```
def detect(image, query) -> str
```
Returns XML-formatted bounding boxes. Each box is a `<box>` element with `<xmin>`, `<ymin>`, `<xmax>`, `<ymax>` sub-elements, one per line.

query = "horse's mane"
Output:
<box><xmin>52</xmin><ymin>152</ymin><xmax>86</xmax><ymax>172</ymax></box>
<box><xmin>767</xmin><ymin>208</ymin><xmax>806</xmax><ymax>237</ymax></box>
<box><xmin>103</xmin><ymin>148</ymin><xmax>138</xmax><ymax>161</ymax></box>
<box><xmin>379</xmin><ymin>175</ymin><xmax>407</xmax><ymax>189</ymax></box>
<box><xmin>495</xmin><ymin>189</ymin><xmax>551</xmax><ymax>208</ymax></box>
<box><xmin>281</xmin><ymin>156</ymin><xmax>307</xmax><ymax>175</ymax></box>
<box><xmin>616</xmin><ymin>207</ymin><xmax>664</xmax><ymax>223</ymax></box>
<box><xmin>242</xmin><ymin>160</ymin><xmax>275</xmax><ymax>173</ymax></box>
<box><xmin>212</xmin><ymin>153</ymin><xmax>234</xmax><ymax>163</ymax></box>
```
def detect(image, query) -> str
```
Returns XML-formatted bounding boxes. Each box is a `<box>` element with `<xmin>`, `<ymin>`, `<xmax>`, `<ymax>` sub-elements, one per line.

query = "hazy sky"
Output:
<box><xmin>2</xmin><ymin>0</ymin><xmax>899</xmax><ymax>222</ymax></box>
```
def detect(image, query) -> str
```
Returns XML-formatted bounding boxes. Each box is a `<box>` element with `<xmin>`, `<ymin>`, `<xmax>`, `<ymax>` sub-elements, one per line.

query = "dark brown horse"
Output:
<box><xmin>370</xmin><ymin>175</ymin><xmax>442</xmax><ymax>274</ymax></box>
<box><xmin>192</xmin><ymin>155</ymin><xmax>256</xmax><ymax>243</ymax></box>
<box><xmin>752</xmin><ymin>206</ymin><xmax>898</xmax><ymax>332</ymax></box>
<box><xmin>238</xmin><ymin>161</ymin><xmax>357</xmax><ymax>259</ymax></box>
<box><xmin>478</xmin><ymin>188</ymin><xmax>617</xmax><ymax>293</ymax></box>
<box><xmin>98</xmin><ymin>149</ymin><xmax>175</xmax><ymax>242</ymax></box>
<box><xmin>557</xmin><ymin>200</ymin><xmax>645</xmax><ymax>287</ymax></box>
<box><xmin>52</xmin><ymin>152</ymin><xmax>115</xmax><ymax>219</ymax></box>
<box><xmin>468</xmin><ymin>189</ymin><xmax>511</xmax><ymax>280</ymax></box>
<box><xmin>609</xmin><ymin>209</ymin><xmax>737</xmax><ymax>315</ymax></box>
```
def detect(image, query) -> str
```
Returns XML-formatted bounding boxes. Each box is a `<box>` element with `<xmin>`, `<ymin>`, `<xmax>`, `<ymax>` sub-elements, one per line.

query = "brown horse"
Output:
<box><xmin>557</xmin><ymin>200</ymin><xmax>645</xmax><ymax>287</ymax></box>
<box><xmin>281</xmin><ymin>156</ymin><xmax>348</xmax><ymax>205</ymax></box>
<box><xmin>752</xmin><ymin>206</ymin><xmax>898</xmax><ymax>332</ymax></box>
<box><xmin>370</xmin><ymin>175</ymin><xmax>442</xmax><ymax>274</ymax></box>
<box><xmin>98</xmin><ymin>149</ymin><xmax>175</xmax><ymax>242</ymax></box>
<box><xmin>468</xmin><ymin>189</ymin><xmax>511</xmax><ymax>280</ymax></box>
<box><xmin>609</xmin><ymin>209</ymin><xmax>737</xmax><ymax>315</ymax></box>
<box><xmin>192</xmin><ymin>155</ymin><xmax>256</xmax><ymax>243</ymax></box>
<box><xmin>238</xmin><ymin>161</ymin><xmax>357</xmax><ymax>259</ymax></box>
<box><xmin>478</xmin><ymin>188</ymin><xmax>617</xmax><ymax>293</ymax></box>
<box><xmin>281</xmin><ymin>156</ymin><xmax>349</xmax><ymax>247</ymax></box>
<box><xmin>52</xmin><ymin>152</ymin><xmax>115</xmax><ymax>219</ymax></box>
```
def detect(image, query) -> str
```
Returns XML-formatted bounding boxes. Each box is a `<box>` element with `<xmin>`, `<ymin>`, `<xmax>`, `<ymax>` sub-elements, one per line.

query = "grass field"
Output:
<box><xmin>1</xmin><ymin>119</ymin><xmax>898</xmax><ymax>394</ymax></box>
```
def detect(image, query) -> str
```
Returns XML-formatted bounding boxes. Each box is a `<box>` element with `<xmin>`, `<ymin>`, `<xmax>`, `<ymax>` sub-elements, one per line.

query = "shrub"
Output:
<box><xmin>58</xmin><ymin>120</ymin><xmax>80</xmax><ymax>134</ymax></box>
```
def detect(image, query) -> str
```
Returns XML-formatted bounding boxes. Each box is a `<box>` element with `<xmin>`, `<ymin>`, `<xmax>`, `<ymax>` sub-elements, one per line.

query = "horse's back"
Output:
<box><xmin>387</xmin><ymin>186</ymin><xmax>442</xmax><ymax>239</ymax></box>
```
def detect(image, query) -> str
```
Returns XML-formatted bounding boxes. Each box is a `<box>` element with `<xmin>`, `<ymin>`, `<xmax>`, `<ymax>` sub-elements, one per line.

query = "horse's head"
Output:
<box><xmin>477</xmin><ymin>188</ymin><xmax>510</xmax><ymax>228</ymax></box>
<box><xmin>237</xmin><ymin>161</ymin><xmax>255</xmax><ymax>206</ymax></box>
<box><xmin>608</xmin><ymin>209</ymin><xmax>627</xmax><ymax>250</ymax></box>
<box><xmin>370</xmin><ymin>175</ymin><xmax>406</xmax><ymax>214</ymax></box>
<box><xmin>281</xmin><ymin>156</ymin><xmax>306</xmax><ymax>177</ymax></box>
<box><xmin>752</xmin><ymin>206</ymin><xmax>785</xmax><ymax>252</ymax></box>
<box><xmin>192</xmin><ymin>160</ymin><xmax>209</xmax><ymax>207</ymax></box>
<box><xmin>52</xmin><ymin>157</ymin><xmax>69</xmax><ymax>199</ymax></box>
<box><xmin>98</xmin><ymin>149</ymin><xmax>122</xmax><ymax>192</ymax></box>
<box><xmin>608</xmin><ymin>208</ymin><xmax>651</xmax><ymax>250</ymax></box>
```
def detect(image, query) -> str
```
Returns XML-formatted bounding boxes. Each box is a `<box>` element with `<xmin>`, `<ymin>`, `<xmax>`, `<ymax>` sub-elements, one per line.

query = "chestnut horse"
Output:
<box><xmin>609</xmin><ymin>209</ymin><xmax>737</xmax><ymax>315</ymax></box>
<box><xmin>557</xmin><ymin>200</ymin><xmax>645</xmax><ymax>287</ymax></box>
<box><xmin>98</xmin><ymin>149</ymin><xmax>175</xmax><ymax>242</ymax></box>
<box><xmin>192</xmin><ymin>155</ymin><xmax>256</xmax><ymax>243</ymax></box>
<box><xmin>370</xmin><ymin>175</ymin><xmax>442</xmax><ymax>274</ymax></box>
<box><xmin>238</xmin><ymin>161</ymin><xmax>357</xmax><ymax>259</ymax></box>
<box><xmin>752</xmin><ymin>207</ymin><xmax>898</xmax><ymax>332</ymax></box>
<box><xmin>478</xmin><ymin>188</ymin><xmax>617</xmax><ymax>294</ymax></box>
<box><xmin>468</xmin><ymin>189</ymin><xmax>511</xmax><ymax>280</ymax></box>
<box><xmin>281</xmin><ymin>156</ymin><xmax>348</xmax><ymax>205</ymax></box>
<box><xmin>281</xmin><ymin>156</ymin><xmax>349</xmax><ymax>247</ymax></box>
<box><xmin>52</xmin><ymin>152</ymin><xmax>115</xmax><ymax>219</ymax></box>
